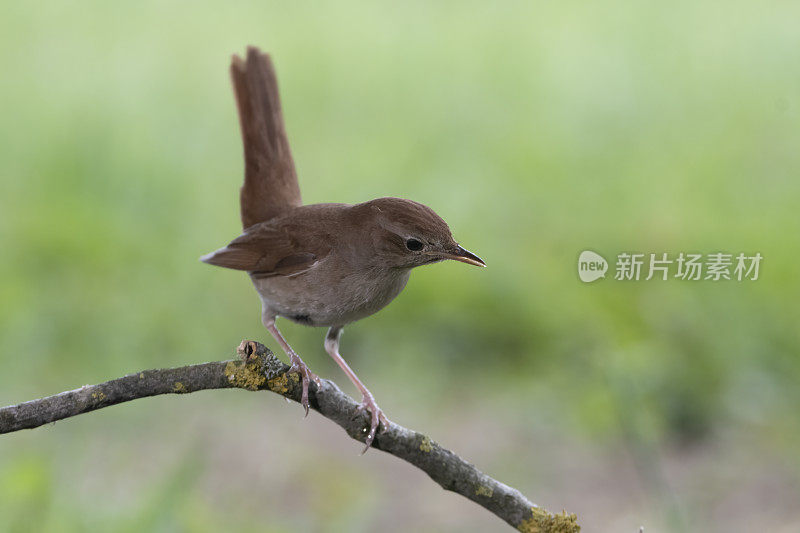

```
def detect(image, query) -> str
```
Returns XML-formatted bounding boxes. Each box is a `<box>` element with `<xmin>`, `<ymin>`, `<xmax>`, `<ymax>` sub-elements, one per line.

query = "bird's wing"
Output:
<box><xmin>231</xmin><ymin>47</ymin><xmax>302</xmax><ymax>230</ymax></box>
<box><xmin>200</xmin><ymin>223</ymin><xmax>331</xmax><ymax>278</ymax></box>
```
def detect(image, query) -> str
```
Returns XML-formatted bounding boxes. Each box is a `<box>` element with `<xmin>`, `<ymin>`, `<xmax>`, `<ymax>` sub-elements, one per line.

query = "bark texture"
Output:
<box><xmin>0</xmin><ymin>341</ymin><xmax>580</xmax><ymax>532</ymax></box>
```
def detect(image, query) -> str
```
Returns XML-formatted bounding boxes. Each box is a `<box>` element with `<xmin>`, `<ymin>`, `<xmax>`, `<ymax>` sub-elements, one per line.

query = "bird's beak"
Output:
<box><xmin>442</xmin><ymin>246</ymin><xmax>486</xmax><ymax>267</ymax></box>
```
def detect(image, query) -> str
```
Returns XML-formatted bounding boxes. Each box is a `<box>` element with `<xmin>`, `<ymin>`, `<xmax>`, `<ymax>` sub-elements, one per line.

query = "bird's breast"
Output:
<box><xmin>251</xmin><ymin>256</ymin><xmax>410</xmax><ymax>327</ymax></box>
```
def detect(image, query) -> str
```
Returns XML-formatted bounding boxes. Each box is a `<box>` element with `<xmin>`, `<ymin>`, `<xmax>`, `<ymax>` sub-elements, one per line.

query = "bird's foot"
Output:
<box><xmin>287</xmin><ymin>353</ymin><xmax>322</xmax><ymax>417</ymax></box>
<box><xmin>356</xmin><ymin>391</ymin><xmax>389</xmax><ymax>453</ymax></box>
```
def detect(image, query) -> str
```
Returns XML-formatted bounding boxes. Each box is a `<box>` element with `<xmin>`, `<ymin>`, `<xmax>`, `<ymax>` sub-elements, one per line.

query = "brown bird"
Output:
<box><xmin>202</xmin><ymin>47</ymin><xmax>485</xmax><ymax>450</ymax></box>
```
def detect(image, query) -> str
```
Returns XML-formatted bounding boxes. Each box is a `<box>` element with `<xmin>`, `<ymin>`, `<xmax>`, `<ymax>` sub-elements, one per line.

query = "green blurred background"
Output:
<box><xmin>1</xmin><ymin>1</ymin><xmax>798</xmax><ymax>531</ymax></box>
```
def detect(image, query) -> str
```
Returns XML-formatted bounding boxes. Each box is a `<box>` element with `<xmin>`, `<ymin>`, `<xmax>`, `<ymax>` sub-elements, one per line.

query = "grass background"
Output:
<box><xmin>1</xmin><ymin>1</ymin><xmax>799</xmax><ymax>531</ymax></box>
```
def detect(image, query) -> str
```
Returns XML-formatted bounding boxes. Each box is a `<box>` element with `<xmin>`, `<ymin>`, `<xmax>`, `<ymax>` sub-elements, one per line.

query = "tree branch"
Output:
<box><xmin>0</xmin><ymin>341</ymin><xmax>580</xmax><ymax>532</ymax></box>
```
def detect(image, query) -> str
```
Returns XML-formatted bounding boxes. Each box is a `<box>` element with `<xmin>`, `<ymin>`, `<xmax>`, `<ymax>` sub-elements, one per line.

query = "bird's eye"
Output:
<box><xmin>405</xmin><ymin>238</ymin><xmax>424</xmax><ymax>251</ymax></box>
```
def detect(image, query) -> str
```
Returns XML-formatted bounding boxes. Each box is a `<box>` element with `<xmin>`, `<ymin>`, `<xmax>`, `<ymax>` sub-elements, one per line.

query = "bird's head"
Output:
<box><xmin>360</xmin><ymin>197</ymin><xmax>485</xmax><ymax>270</ymax></box>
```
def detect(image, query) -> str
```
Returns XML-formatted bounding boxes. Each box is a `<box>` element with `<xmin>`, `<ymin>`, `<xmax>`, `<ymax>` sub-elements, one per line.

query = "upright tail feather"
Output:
<box><xmin>231</xmin><ymin>47</ymin><xmax>302</xmax><ymax>229</ymax></box>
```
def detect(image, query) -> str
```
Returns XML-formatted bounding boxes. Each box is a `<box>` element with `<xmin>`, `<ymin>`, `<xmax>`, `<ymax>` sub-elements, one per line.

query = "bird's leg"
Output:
<box><xmin>325</xmin><ymin>327</ymin><xmax>388</xmax><ymax>452</ymax></box>
<box><xmin>262</xmin><ymin>314</ymin><xmax>321</xmax><ymax>416</ymax></box>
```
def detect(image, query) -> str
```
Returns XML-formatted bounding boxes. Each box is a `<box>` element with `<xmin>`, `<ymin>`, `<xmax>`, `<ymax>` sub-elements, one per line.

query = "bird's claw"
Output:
<box><xmin>357</xmin><ymin>393</ymin><xmax>388</xmax><ymax>453</ymax></box>
<box><xmin>288</xmin><ymin>356</ymin><xmax>321</xmax><ymax>417</ymax></box>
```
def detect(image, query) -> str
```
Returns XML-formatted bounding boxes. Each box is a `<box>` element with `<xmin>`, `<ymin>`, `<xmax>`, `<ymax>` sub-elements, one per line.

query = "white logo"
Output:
<box><xmin>578</xmin><ymin>250</ymin><xmax>762</xmax><ymax>282</ymax></box>
<box><xmin>578</xmin><ymin>250</ymin><xmax>608</xmax><ymax>283</ymax></box>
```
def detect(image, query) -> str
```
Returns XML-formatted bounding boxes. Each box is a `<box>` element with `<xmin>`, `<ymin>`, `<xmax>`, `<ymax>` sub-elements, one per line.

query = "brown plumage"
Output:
<box><xmin>231</xmin><ymin>47</ymin><xmax>301</xmax><ymax>228</ymax></box>
<box><xmin>203</xmin><ymin>48</ymin><xmax>484</xmax><ymax>451</ymax></box>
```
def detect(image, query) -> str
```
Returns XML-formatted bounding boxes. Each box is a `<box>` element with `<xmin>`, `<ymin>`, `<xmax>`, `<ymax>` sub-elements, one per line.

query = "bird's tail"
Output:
<box><xmin>230</xmin><ymin>46</ymin><xmax>302</xmax><ymax>229</ymax></box>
